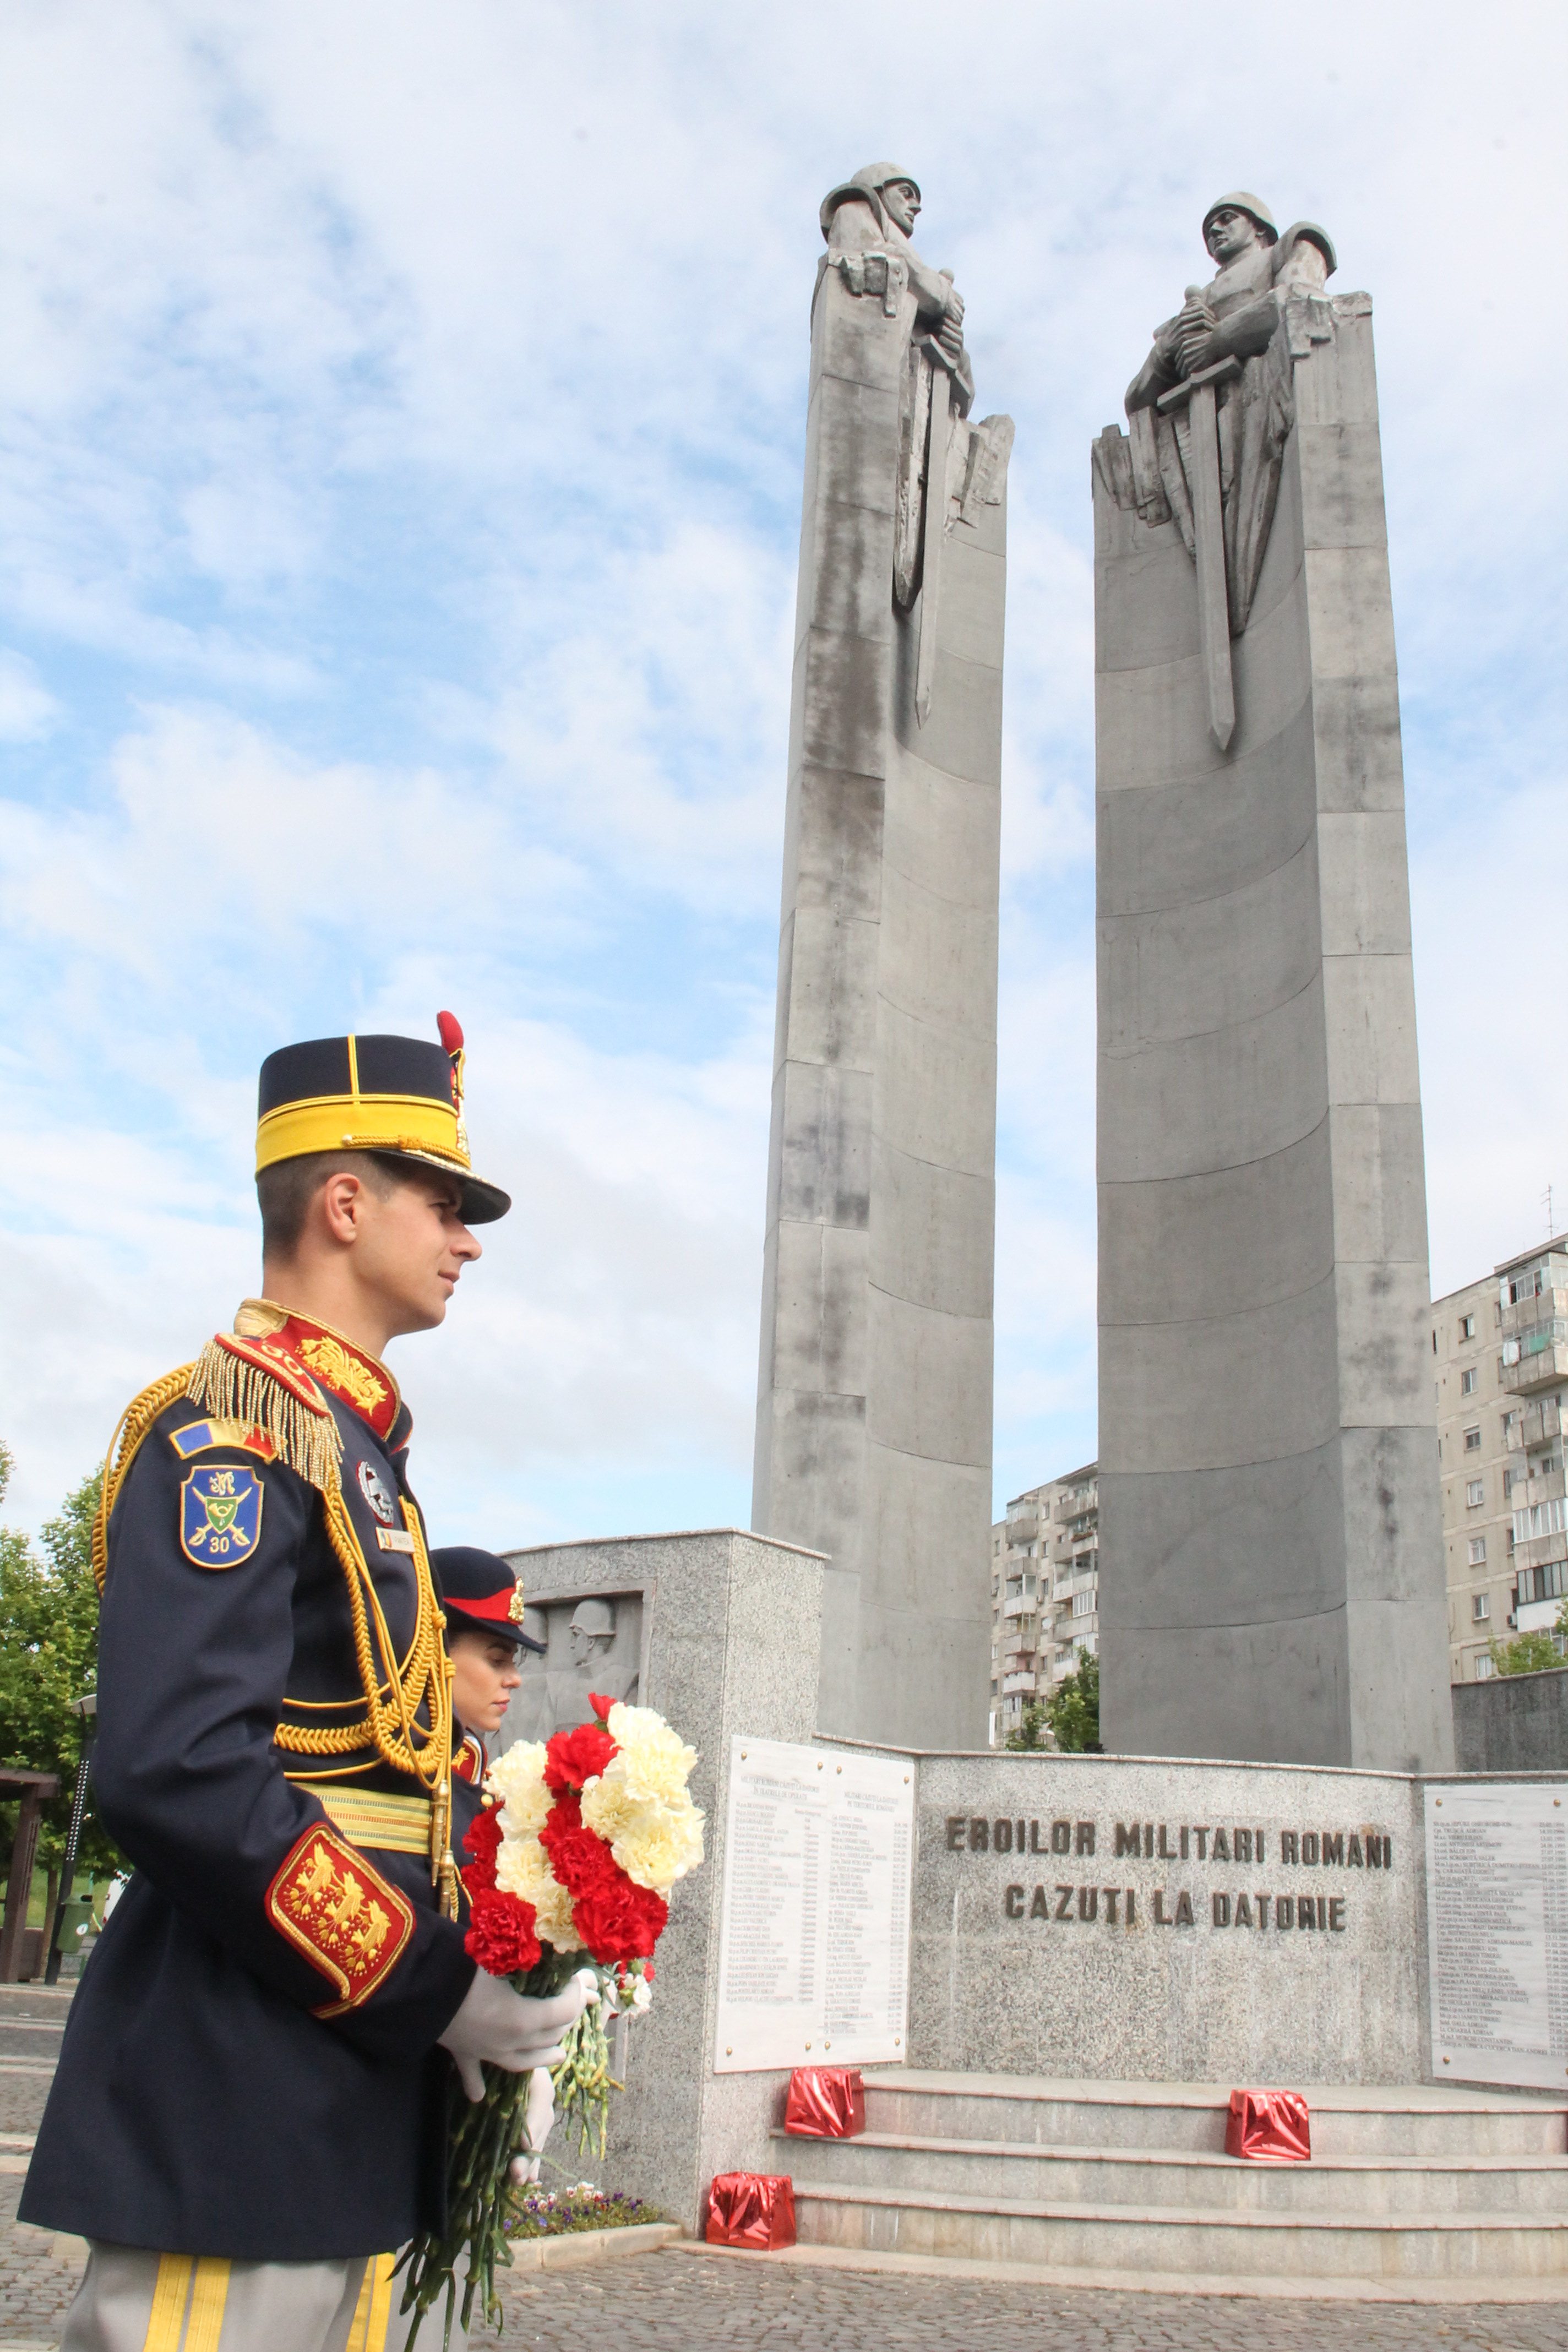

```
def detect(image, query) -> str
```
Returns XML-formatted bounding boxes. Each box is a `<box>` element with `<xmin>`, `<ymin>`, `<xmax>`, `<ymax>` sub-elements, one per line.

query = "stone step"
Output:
<box><xmin>792</xmin><ymin>2178</ymin><xmax>1568</xmax><ymax>2279</ymax></box>
<box><xmin>776</xmin><ymin>2126</ymin><xmax>1568</xmax><ymax>2213</ymax></box>
<box><xmin>861</xmin><ymin>2069</ymin><xmax>1567</xmax><ymax>2158</ymax></box>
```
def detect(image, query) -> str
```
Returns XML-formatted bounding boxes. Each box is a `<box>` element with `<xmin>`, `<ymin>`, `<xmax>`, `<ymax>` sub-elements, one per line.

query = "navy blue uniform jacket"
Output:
<box><xmin>20</xmin><ymin>1317</ymin><xmax>477</xmax><ymax>2260</ymax></box>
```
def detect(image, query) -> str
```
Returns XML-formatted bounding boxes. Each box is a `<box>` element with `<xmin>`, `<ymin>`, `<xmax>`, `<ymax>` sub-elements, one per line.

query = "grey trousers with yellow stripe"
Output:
<box><xmin>61</xmin><ymin>2245</ymin><xmax>467</xmax><ymax>2352</ymax></box>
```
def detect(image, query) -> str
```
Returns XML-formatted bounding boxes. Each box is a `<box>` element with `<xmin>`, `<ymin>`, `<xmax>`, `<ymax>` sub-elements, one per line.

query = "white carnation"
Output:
<box><xmin>581</xmin><ymin>1778</ymin><xmax>706</xmax><ymax>1897</ymax></box>
<box><xmin>484</xmin><ymin>1740</ymin><xmax>551</xmax><ymax>1842</ymax></box>
<box><xmin>494</xmin><ymin>1832</ymin><xmax>581</xmax><ymax>1951</ymax></box>
<box><xmin>603</xmin><ymin>1705</ymin><xmax>698</xmax><ymax>1804</ymax></box>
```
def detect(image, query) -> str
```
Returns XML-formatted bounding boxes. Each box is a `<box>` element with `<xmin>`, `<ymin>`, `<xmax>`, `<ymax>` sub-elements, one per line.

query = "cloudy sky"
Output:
<box><xmin>1</xmin><ymin>1</ymin><xmax>1563</xmax><ymax>1544</ymax></box>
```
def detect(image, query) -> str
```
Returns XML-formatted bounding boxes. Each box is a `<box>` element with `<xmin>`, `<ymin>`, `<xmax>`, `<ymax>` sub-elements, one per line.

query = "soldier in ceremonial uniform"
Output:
<box><xmin>22</xmin><ymin>1021</ymin><xmax>589</xmax><ymax>2352</ymax></box>
<box><xmin>429</xmin><ymin>1545</ymin><xmax>539</xmax><ymax>1800</ymax></box>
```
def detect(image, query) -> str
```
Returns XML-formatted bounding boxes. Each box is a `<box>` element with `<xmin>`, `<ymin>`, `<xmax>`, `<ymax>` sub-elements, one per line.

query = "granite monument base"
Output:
<box><xmin>488</xmin><ymin>1532</ymin><xmax>1548</xmax><ymax>2235</ymax></box>
<box><xmin>499</xmin><ymin>1531</ymin><xmax>836</xmax><ymax>2234</ymax></box>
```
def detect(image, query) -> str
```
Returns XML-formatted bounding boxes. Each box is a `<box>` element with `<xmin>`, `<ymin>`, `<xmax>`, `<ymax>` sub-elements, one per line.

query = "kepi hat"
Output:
<box><xmin>255</xmin><ymin>1013</ymin><xmax>510</xmax><ymax>1223</ymax></box>
<box><xmin>431</xmin><ymin>1546</ymin><xmax>544</xmax><ymax>1652</ymax></box>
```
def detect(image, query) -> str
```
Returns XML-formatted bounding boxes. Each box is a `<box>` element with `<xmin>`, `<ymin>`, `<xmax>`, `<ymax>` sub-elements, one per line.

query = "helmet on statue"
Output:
<box><xmin>1201</xmin><ymin>192</ymin><xmax>1277</xmax><ymax>249</ymax></box>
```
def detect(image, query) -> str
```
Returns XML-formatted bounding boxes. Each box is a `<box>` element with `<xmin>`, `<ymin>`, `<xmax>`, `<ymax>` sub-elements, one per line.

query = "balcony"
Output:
<box><xmin>1003</xmin><ymin>1593</ymin><xmax>1037</xmax><ymax>1620</ymax></box>
<box><xmin>1500</xmin><ymin>1277</ymin><xmax>1568</xmax><ymax>1338</ymax></box>
<box><xmin>1515</xmin><ymin>1398</ymin><xmax>1565</xmax><ymax>1451</ymax></box>
<box><xmin>1499</xmin><ymin>1322</ymin><xmax>1568</xmax><ymax>1395</ymax></box>
<box><xmin>1002</xmin><ymin>1671</ymin><xmax>1037</xmax><ymax>1695</ymax></box>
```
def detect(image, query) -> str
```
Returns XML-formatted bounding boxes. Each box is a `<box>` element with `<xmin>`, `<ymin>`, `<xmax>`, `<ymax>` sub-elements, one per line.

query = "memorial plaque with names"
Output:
<box><xmin>712</xmin><ymin>1738</ymin><xmax>913</xmax><ymax>2073</ymax></box>
<box><xmin>1425</xmin><ymin>1783</ymin><xmax>1568</xmax><ymax>2090</ymax></box>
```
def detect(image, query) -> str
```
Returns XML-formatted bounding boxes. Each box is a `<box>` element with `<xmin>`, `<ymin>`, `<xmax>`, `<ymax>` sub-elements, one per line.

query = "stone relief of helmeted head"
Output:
<box><xmin>568</xmin><ymin>1596</ymin><xmax>616</xmax><ymax>1669</ymax></box>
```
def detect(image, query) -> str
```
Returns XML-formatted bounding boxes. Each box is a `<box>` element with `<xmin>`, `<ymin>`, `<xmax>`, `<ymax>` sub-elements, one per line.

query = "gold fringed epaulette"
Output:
<box><xmin>90</xmin><ymin>1336</ymin><xmax>347</xmax><ymax>1593</ymax></box>
<box><xmin>92</xmin><ymin>1364</ymin><xmax>198</xmax><ymax>1592</ymax></box>
<box><xmin>186</xmin><ymin>1333</ymin><xmax>343</xmax><ymax>1496</ymax></box>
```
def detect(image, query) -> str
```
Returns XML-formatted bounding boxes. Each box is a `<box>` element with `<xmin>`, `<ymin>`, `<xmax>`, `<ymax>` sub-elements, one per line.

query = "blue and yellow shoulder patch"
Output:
<box><xmin>179</xmin><ymin>1464</ymin><xmax>264</xmax><ymax>1568</ymax></box>
<box><xmin>169</xmin><ymin>1418</ymin><xmax>279</xmax><ymax>1463</ymax></box>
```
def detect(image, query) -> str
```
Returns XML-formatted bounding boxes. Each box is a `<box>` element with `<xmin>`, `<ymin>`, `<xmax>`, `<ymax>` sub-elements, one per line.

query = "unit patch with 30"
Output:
<box><xmin>179</xmin><ymin>1464</ymin><xmax>264</xmax><ymax>1568</ymax></box>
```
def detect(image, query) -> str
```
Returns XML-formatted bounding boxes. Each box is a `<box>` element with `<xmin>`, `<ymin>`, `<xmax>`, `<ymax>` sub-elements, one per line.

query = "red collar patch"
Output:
<box><xmin>266</xmin><ymin>1313</ymin><xmax>400</xmax><ymax>1439</ymax></box>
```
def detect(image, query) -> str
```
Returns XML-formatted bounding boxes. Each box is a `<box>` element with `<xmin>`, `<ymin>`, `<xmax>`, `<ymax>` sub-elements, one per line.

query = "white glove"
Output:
<box><xmin>438</xmin><ymin>1973</ymin><xmax>591</xmax><ymax>2103</ymax></box>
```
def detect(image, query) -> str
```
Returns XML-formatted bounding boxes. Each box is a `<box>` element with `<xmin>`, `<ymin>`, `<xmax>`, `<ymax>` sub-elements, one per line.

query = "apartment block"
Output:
<box><xmin>1433</xmin><ymin>1240</ymin><xmax>1568</xmax><ymax>1685</ymax></box>
<box><xmin>989</xmin><ymin>1461</ymin><xmax>1099</xmax><ymax>1746</ymax></box>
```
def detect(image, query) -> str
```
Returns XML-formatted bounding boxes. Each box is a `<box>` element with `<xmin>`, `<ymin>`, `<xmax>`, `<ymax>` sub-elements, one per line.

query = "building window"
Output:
<box><xmin>1502</xmin><ymin>1411</ymin><xmax>1518</xmax><ymax>1441</ymax></box>
<box><xmin>1071</xmin><ymin>1589</ymin><xmax>1094</xmax><ymax>1618</ymax></box>
<box><xmin>1468</xmin><ymin>1537</ymin><xmax>1487</xmax><ymax>1565</ymax></box>
<box><xmin>1463</xmin><ymin>1427</ymin><xmax>1482</xmax><ymax>1452</ymax></box>
<box><xmin>1460</xmin><ymin>1314</ymin><xmax>1477</xmax><ymax>1340</ymax></box>
<box><xmin>1474</xmin><ymin>1654</ymin><xmax>1495</xmax><ymax>1680</ymax></box>
<box><xmin>1466</xmin><ymin>1479</ymin><xmax>1485</xmax><ymax>1507</ymax></box>
<box><xmin>1504</xmin><ymin>1469</ymin><xmax>1514</xmax><ymax>1498</ymax></box>
<box><xmin>1472</xmin><ymin>1593</ymin><xmax>1490</xmax><ymax>1621</ymax></box>
<box><xmin>1461</xmin><ymin>1368</ymin><xmax>1478</xmax><ymax>1395</ymax></box>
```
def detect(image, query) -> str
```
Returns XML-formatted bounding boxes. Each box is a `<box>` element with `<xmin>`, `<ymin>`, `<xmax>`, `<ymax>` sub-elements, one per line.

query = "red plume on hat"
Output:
<box><xmin>437</xmin><ymin>1010</ymin><xmax>466</xmax><ymax>1120</ymax></box>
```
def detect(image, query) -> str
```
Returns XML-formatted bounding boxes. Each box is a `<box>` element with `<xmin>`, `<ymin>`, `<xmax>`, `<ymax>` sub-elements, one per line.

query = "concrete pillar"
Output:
<box><xmin>751</xmin><ymin>224</ymin><xmax>1010</xmax><ymax>1751</ymax></box>
<box><xmin>1093</xmin><ymin>292</ymin><xmax>1453</xmax><ymax>1771</ymax></box>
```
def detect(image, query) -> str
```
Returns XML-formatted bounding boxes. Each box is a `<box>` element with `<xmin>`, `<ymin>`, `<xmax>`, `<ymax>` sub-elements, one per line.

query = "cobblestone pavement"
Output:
<box><xmin>0</xmin><ymin>2176</ymin><xmax>78</xmax><ymax>2348</ymax></box>
<box><xmin>492</xmin><ymin>2255</ymin><xmax>1568</xmax><ymax>2352</ymax></box>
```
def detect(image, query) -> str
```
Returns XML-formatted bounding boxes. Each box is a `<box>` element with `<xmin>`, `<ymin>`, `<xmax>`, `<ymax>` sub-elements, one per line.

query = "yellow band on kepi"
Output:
<box><xmin>253</xmin><ymin>1023</ymin><xmax>510</xmax><ymax>1222</ymax></box>
<box><xmin>255</xmin><ymin>1095</ymin><xmax>467</xmax><ymax>1174</ymax></box>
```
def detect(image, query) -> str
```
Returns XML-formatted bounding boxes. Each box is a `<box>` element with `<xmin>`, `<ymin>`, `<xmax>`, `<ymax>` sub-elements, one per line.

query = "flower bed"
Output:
<box><xmin>507</xmin><ymin>2184</ymin><xmax>664</xmax><ymax>2237</ymax></box>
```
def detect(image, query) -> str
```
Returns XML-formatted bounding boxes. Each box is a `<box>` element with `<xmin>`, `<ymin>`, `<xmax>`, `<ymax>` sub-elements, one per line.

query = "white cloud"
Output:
<box><xmin>0</xmin><ymin>0</ymin><xmax>1563</xmax><ymax>1540</ymax></box>
<box><xmin>0</xmin><ymin>647</ymin><xmax>58</xmax><ymax>739</ymax></box>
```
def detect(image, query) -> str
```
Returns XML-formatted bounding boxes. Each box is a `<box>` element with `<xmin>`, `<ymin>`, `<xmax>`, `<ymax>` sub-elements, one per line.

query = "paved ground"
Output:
<box><xmin>4</xmin><ymin>1988</ymin><xmax>1566</xmax><ymax>2351</ymax></box>
<box><xmin>490</xmin><ymin>2259</ymin><xmax>1568</xmax><ymax>2351</ymax></box>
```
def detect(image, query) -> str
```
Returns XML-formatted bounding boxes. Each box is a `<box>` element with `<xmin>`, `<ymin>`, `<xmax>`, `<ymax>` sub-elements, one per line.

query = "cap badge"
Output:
<box><xmin>508</xmin><ymin>1585</ymin><xmax>527</xmax><ymax>1625</ymax></box>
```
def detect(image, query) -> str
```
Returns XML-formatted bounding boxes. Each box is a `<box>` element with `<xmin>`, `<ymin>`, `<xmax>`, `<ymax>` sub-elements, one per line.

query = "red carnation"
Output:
<box><xmin>544</xmin><ymin>1722</ymin><xmax>618</xmax><ymax>1794</ymax></box>
<box><xmin>539</xmin><ymin>1792</ymin><xmax>619</xmax><ymax>1896</ymax></box>
<box><xmin>588</xmin><ymin>1692</ymin><xmax>616</xmax><ymax>1724</ymax></box>
<box><xmin>571</xmin><ymin>1868</ymin><xmax>668</xmax><ymax>1966</ymax></box>
<box><xmin>461</xmin><ymin>1806</ymin><xmax>502</xmax><ymax>1896</ymax></box>
<box><xmin>464</xmin><ymin>1887</ymin><xmax>541</xmax><ymax>1978</ymax></box>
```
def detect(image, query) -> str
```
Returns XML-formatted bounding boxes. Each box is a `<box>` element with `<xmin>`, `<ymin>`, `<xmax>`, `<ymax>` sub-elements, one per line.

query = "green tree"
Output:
<box><xmin>0</xmin><ymin>1443</ymin><xmax>120</xmax><ymax>1918</ymax></box>
<box><xmin>1043</xmin><ymin>1651</ymin><xmax>1101</xmax><ymax>1752</ymax></box>
<box><xmin>1003</xmin><ymin>1700</ymin><xmax>1052</xmax><ymax>1752</ymax></box>
<box><xmin>1488</xmin><ymin>1627</ymin><xmax>1567</xmax><ymax>1677</ymax></box>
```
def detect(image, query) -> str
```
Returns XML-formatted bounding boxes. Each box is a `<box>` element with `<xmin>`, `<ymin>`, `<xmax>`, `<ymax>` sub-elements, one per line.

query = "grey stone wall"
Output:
<box><xmin>501</xmin><ymin>1531</ymin><xmax>826</xmax><ymax>2232</ymax></box>
<box><xmin>1093</xmin><ymin>299</ymin><xmax>1452</xmax><ymax>1772</ymax></box>
<box><xmin>906</xmin><ymin>1749</ymin><xmax>1427</xmax><ymax>2086</ymax></box>
<box><xmin>1452</xmin><ymin>1669</ymin><xmax>1568</xmax><ymax>1774</ymax></box>
<box><xmin>749</xmin><ymin>258</ymin><xmax>1004</xmax><ymax>1754</ymax></box>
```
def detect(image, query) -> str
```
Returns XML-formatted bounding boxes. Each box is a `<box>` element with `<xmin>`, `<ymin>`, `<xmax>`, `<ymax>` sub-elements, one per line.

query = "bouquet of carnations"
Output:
<box><xmin>396</xmin><ymin>1696</ymin><xmax>704</xmax><ymax>2346</ymax></box>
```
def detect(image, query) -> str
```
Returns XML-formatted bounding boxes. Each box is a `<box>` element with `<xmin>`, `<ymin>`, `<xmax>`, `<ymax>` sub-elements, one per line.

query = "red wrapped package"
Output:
<box><xmin>785</xmin><ymin>2066</ymin><xmax>866</xmax><ymax>2139</ymax></box>
<box><xmin>705</xmin><ymin>2171</ymin><xmax>797</xmax><ymax>2249</ymax></box>
<box><xmin>1225</xmin><ymin>2089</ymin><xmax>1311</xmax><ymax>2162</ymax></box>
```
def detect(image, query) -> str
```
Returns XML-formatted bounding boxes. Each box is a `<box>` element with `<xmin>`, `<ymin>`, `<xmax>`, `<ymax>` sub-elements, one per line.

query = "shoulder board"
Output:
<box><xmin>185</xmin><ymin>1335</ymin><xmax>343</xmax><ymax>1496</ymax></box>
